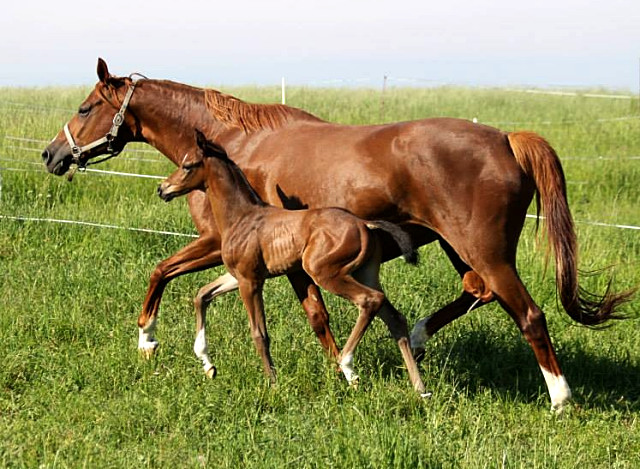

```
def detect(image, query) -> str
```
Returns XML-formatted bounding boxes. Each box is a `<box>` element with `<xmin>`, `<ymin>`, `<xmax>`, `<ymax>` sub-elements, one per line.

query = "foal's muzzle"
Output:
<box><xmin>157</xmin><ymin>183</ymin><xmax>176</xmax><ymax>202</ymax></box>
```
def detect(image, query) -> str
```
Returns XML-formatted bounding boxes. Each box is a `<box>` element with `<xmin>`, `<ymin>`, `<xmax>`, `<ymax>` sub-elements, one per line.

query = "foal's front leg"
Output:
<box><xmin>193</xmin><ymin>272</ymin><xmax>239</xmax><ymax>378</ymax></box>
<box><xmin>237</xmin><ymin>277</ymin><xmax>276</xmax><ymax>383</ymax></box>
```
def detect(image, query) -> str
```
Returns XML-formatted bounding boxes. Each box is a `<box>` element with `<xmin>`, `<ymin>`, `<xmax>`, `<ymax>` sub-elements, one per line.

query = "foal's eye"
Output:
<box><xmin>78</xmin><ymin>105</ymin><xmax>91</xmax><ymax>117</ymax></box>
<box><xmin>182</xmin><ymin>161</ymin><xmax>202</xmax><ymax>173</ymax></box>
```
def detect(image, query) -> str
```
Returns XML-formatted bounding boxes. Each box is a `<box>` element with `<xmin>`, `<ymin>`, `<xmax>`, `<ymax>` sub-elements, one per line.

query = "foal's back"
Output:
<box><xmin>221</xmin><ymin>206</ymin><xmax>373</xmax><ymax>280</ymax></box>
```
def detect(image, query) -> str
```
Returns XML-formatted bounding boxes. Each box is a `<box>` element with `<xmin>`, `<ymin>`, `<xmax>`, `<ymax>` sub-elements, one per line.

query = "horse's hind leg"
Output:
<box><xmin>193</xmin><ymin>272</ymin><xmax>239</xmax><ymax>378</ymax></box>
<box><xmin>410</xmin><ymin>292</ymin><xmax>481</xmax><ymax>358</ymax></box>
<box><xmin>287</xmin><ymin>272</ymin><xmax>340</xmax><ymax>359</ymax></box>
<box><xmin>410</xmin><ymin>240</ymin><xmax>487</xmax><ymax>357</ymax></box>
<box><xmin>483</xmin><ymin>264</ymin><xmax>571</xmax><ymax>412</ymax></box>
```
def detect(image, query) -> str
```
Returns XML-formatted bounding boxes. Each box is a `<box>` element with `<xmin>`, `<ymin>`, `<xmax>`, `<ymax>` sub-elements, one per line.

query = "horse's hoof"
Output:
<box><xmin>138</xmin><ymin>342</ymin><xmax>159</xmax><ymax>360</ymax></box>
<box><xmin>348</xmin><ymin>375</ymin><xmax>360</xmax><ymax>390</ymax></box>
<box><xmin>420</xmin><ymin>391</ymin><xmax>433</xmax><ymax>399</ymax></box>
<box><xmin>204</xmin><ymin>365</ymin><xmax>217</xmax><ymax>379</ymax></box>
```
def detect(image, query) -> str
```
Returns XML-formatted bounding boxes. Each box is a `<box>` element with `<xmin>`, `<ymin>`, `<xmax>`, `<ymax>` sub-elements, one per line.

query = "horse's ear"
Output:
<box><xmin>97</xmin><ymin>58</ymin><xmax>110</xmax><ymax>84</ymax></box>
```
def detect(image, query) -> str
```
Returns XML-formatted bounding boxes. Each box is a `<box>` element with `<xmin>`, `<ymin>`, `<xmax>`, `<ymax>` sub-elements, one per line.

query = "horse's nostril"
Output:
<box><xmin>42</xmin><ymin>149</ymin><xmax>51</xmax><ymax>164</ymax></box>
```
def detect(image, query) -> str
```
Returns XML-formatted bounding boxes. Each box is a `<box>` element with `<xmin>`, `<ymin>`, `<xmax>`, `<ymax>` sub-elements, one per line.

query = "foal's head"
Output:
<box><xmin>157</xmin><ymin>130</ymin><xmax>227</xmax><ymax>202</ymax></box>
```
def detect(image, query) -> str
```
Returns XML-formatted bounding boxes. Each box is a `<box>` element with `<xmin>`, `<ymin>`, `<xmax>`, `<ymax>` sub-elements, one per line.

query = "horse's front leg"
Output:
<box><xmin>137</xmin><ymin>234</ymin><xmax>222</xmax><ymax>358</ymax></box>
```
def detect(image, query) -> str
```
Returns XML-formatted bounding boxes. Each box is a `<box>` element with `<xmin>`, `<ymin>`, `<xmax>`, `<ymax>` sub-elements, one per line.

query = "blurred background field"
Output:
<box><xmin>1</xmin><ymin>84</ymin><xmax>639</xmax><ymax>468</ymax></box>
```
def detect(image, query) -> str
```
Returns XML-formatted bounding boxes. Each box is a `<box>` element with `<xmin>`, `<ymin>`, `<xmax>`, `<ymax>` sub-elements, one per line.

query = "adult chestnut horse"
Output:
<box><xmin>43</xmin><ymin>59</ymin><xmax>628</xmax><ymax>411</ymax></box>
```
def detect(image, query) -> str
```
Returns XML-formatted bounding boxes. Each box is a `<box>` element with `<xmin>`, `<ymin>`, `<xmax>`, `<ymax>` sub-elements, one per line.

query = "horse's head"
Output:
<box><xmin>157</xmin><ymin>130</ymin><xmax>227</xmax><ymax>202</ymax></box>
<box><xmin>42</xmin><ymin>58</ymin><xmax>138</xmax><ymax>176</ymax></box>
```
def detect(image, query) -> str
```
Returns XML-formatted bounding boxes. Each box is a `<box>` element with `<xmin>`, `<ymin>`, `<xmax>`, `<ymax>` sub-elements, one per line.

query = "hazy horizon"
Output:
<box><xmin>2</xmin><ymin>0</ymin><xmax>639</xmax><ymax>91</ymax></box>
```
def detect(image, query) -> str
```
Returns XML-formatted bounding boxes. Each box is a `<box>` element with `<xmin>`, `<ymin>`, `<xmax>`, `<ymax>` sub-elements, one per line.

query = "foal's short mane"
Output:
<box><xmin>204</xmin><ymin>89</ymin><xmax>323</xmax><ymax>132</ymax></box>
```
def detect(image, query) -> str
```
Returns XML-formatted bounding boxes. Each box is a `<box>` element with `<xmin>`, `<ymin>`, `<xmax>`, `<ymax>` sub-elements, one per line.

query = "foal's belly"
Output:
<box><xmin>261</xmin><ymin>223</ymin><xmax>304</xmax><ymax>276</ymax></box>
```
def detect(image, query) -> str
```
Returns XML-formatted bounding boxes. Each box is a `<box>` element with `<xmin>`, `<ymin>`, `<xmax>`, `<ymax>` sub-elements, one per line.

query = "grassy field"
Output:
<box><xmin>1</xmin><ymin>84</ymin><xmax>639</xmax><ymax>468</ymax></box>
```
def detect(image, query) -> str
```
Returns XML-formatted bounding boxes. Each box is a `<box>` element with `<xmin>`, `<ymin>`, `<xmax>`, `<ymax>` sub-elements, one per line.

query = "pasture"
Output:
<box><xmin>1</xmin><ymin>84</ymin><xmax>639</xmax><ymax>468</ymax></box>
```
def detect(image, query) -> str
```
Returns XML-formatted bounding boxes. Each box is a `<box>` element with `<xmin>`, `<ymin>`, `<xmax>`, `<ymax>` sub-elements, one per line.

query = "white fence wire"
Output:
<box><xmin>1</xmin><ymin>79</ymin><xmax>639</xmax><ymax>236</ymax></box>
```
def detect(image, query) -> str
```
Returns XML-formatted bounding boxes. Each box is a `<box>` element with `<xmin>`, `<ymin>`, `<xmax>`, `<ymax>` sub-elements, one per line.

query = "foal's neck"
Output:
<box><xmin>204</xmin><ymin>156</ymin><xmax>267</xmax><ymax>234</ymax></box>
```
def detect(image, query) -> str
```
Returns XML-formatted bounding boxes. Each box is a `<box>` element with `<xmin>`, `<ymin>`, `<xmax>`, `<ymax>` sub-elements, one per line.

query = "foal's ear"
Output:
<box><xmin>97</xmin><ymin>58</ymin><xmax>111</xmax><ymax>84</ymax></box>
<box><xmin>194</xmin><ymin>129</ymin><xmax>228</xmax><ymax>161</ymax></box>
<box><xmin>194</xmin><ymin>129</ymin><xmax>209</xmax><ymax>150</ymax></box>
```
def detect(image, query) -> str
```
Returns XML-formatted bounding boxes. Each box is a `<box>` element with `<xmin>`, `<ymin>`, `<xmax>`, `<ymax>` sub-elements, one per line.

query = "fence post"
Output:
<box><xmin>379</xmin><ymin>74</ymin><xmax>388</xmax><ymax>122</ymax></box>
<box><xmin>281</xmin><ymin>77</ymin><xmax>286</xmax><ymax>105</ymax></box>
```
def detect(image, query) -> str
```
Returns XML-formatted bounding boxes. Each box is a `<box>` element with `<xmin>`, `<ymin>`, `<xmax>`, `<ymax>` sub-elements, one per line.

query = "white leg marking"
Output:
<box><xmin>194</xmin><ymin>328</ymin><xmax>214</xmax><ymax>376</ymax></box>
<box><xmin>410</xmin><ymin>316</ymin><xmax>433</xmax><ymax>350</ymax></box>
<box><xmin>138</xmin><ymin>317</ymin><xmax>159</xmax><ymax>356</ymax></box>
<box><xmin>191</xmin><ymin>272</ymin><xmax>239</xmax><ymax>377</ymax></box>
<box><xmin>340</xmin><ymin>352</ymin><xmax>359</xmax><ymax>385</ymax></box>
<box><xmin>540</xmin><ymin>367</ymin><xmax>572</xmax><ymax>412</ymax></box>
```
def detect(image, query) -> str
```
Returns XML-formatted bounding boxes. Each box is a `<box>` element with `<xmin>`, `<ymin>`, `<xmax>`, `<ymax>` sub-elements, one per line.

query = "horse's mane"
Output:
<box><xmin>204</xmin><ymin>89</ymin><xmax>323</xmax><ymax>132</ymax></box>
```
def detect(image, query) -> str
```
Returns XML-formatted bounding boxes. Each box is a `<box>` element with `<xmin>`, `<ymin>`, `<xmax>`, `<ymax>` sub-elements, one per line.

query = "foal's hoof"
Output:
<box><xmin>204</xmin><ymin>365</ymin><xmax>217</xmax><ymax>379</ymax></box>
<box><xmin>420</xmin><ymin>391</ymin><xmax>433</xmax><ymax>399</ymax></box>
<box><xmin>412</xmin><ymin>347</ymin><xmax>426</xmax><ymax>363</ymax></box>
<box><xmin>550</xmin><ymin>401</ymin><xmax>571</xmax><ymax>416</ymax></box>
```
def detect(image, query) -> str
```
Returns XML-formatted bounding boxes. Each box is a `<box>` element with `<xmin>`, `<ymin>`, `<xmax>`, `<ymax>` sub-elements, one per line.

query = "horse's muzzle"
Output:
<box><xmin>42</xmin><ymin>144</ymin><xmax>72</xmax><ymax>176</ymax></box>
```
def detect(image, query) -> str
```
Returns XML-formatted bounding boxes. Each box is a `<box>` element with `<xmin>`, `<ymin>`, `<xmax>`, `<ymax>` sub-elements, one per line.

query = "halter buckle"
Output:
<box><xmin>112</xmin><ymin>112</ymin><xmax>125</xmax><ymax>127</ymax></box>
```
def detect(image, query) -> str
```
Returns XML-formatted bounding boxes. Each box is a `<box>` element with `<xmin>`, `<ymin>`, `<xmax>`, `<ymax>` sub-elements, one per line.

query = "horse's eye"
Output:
<box><xmin>78</xmin><ymin>105</ymin><xmax>91</xmax><ymax>117</ymax></box>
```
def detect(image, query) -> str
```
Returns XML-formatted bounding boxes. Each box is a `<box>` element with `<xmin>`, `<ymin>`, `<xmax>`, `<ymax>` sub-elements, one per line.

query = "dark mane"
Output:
<box><xmin>204</xmin><ymin>88</ymin><xmax>323</xmax><ymax>132</ymax></box>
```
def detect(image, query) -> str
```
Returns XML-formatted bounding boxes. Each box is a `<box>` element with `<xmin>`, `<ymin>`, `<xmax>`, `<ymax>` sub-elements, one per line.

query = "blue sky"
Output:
<box><xmin>1</xmin><ymin>0</ymin><xmax>639</xmax><ymax>90</ymax></box>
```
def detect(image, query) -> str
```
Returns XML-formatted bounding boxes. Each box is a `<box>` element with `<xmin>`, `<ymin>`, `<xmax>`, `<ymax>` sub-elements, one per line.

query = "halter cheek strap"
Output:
<box><xmin>63</xmin><ymin>82</ymin><xmax>137</xmax><ymax>168</ymax></box>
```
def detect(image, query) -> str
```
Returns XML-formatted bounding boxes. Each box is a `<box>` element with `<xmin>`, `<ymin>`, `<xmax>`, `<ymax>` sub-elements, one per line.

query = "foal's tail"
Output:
<box><xmin>366</xmin><ymin>221</ymin><xmax>418</xmax><ymax>265</ymax></box>
<box><xmin>507</xmin><ymin>131</ymin><xmax>632</xmax><ymax>326</ymax></box>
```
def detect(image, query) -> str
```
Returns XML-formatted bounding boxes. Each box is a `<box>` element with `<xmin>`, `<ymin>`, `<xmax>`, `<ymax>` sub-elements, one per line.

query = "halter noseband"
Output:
<box><xmin>63</xmin><ymin>77</ymin><xmax>141</xmax><ymax>172</ymax></box>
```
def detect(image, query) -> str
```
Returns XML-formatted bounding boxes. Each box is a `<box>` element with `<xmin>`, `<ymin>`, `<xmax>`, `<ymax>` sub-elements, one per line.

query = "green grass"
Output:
<box><xmin>1</xmin><ymin>85</ymin><xmax>639</xmax><ymax>468</ymax></box>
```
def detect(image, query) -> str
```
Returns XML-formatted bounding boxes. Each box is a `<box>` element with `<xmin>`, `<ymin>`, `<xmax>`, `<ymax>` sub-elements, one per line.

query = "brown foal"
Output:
<box><xmin>158</xmin><ymin>130</ymin><xmax>427</xmax><ymax>394</ymax></box>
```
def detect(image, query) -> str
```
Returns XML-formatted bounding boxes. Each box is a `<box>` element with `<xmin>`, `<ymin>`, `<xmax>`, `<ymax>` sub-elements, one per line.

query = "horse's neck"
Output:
<box><xmin>204</xmin><ymin>157</ymin><xmax>266</xmax><ymax>234</ymax></box>
<box><xmin>136</xmin><ymin>81</ymin><xmax>228</xmax><ymax>165</ymax></box>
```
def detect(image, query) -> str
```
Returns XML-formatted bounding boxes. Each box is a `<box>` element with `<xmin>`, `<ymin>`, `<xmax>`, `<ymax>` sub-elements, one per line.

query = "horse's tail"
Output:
<box><xmin>365</xmin><ymin>221</ymin><xmax>418</xmax><ymax>265</ymax></box>
<box><xmin>507</xmin><ymin>131</ymin><xmax>631</xmax><ymax>326</ymax></box>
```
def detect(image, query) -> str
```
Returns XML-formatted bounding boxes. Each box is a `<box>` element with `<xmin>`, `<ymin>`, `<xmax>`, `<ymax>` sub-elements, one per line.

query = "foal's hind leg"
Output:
<box><xmin>350</xmin><ymin>256</ymin><xmax>427</xmax><ymax>395</ymax></box>
<box><xmin>314</xmin><ymin>255</ymin><xmax>385</xmax><ymax>386</ymax></box>
<box><xmin>193</xmin><ymin>272</ymin><xmax>239</xmax><ymax>378</ymax></box>
<box><xmin>376</xmin><ymin>301</ymin><xmax>429</xmax><ymax>396</ymax></box>
<box><xmin>287</xmin><ymin>272</ymin><xmax>340</xmax><ymax>359</ymax></box>
<box><xmin>483</xmin><ymin>264</ymin><xmax>571</xmax><ymax>412</ymax></box>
